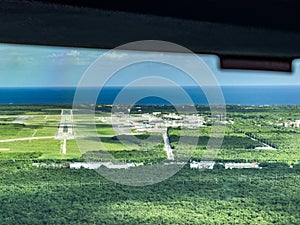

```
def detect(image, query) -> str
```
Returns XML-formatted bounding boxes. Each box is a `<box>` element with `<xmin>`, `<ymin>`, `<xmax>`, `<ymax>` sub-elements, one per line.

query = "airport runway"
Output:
<box><xmin>56</xmin><ymin>109</ymin><xmax>75</xmax><ymax>140</ymax></box>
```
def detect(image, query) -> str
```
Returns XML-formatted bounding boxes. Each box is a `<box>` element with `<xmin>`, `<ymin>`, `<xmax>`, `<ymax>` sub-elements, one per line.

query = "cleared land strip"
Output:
<box><xmin>0</xmin><ymin>136</ymin><xmax>54</xmax><ymax>143</ymax></box>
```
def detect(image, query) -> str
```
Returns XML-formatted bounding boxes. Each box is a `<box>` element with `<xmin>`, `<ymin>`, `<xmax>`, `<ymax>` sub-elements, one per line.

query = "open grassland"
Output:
<box><xmin>0</xmin><ymin>114</ymin><xmax>60</xmax><ymax>139</ymax></box>
<box><xmin>72</xmin><ymin>114</ymin><xmax>166</xmax><ymax>163</ymax></box>
<box><xmin>96</xmin><ymin>122</ymin><xmax>135</xmax><ymax>150</ymax></box>
<box><xmin>82</xmin><ymin>121</ymin><xmax>167</xmax><ymax>163</ymax></box>
<box><xmin>0</xmin><ymin>138</ymin><xmax>81</xmax><ymax>160</ymax></box>
<box><xmin>0</xmin><ymin>105</ymin><xmax>81</xmax><ymax>160</ymax></box>
<box><xmin>24</xmin><ymin>115</ymin><xmax>60</xmax><ymax>137</ymax></box>
<box><xmin>0</xmin><ymin>106</ymin><xmax>165</xmax><ymax>162</ymax></box>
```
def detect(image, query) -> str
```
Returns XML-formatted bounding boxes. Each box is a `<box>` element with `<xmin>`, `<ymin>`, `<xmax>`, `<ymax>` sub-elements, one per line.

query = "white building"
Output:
<box><xmin>284</xmin><ymin>120</ymin><xmax>300</xmax><ymax>128</ymax></box>
<box><xmin>224</xmin><ymin>162</ymin><xmax>261</xmax><ymax>169</ymax></box>
<box><xmin>190</xmin><ymin>161</ymin><xmax>215</xmax><ymax>170</ymax></box>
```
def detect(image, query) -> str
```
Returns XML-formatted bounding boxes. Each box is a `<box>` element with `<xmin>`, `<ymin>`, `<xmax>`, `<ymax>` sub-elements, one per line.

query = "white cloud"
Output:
<box><xmin>48</xmin><ymin>52</ymin><xmax>64</xmax><ymax>58</ymax></box>
<box><xmin>48</xmin><ymin>50</ymin><xmax>80</xmax><ymax>58</ymax></box>
<box><xmin>66</xmin><ymin>50</ymin><xmax>80</xmax><ymax>57</ymax></box>
<box><xmin>105</xmin><ymin>51</ymin><xmax>128</xmax><ymax>60</ymax></box>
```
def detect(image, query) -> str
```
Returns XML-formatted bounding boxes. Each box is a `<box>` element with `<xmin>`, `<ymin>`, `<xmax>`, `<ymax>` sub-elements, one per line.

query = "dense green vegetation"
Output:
<box><xmin>0</xmin><ymin>105</ymin><xmax>71</xmax><ymax>115</ymax></box>
<box><xmin>227</xmin><ymin>105</ymin><xmax>300</xmax><ymax>164</ymax></box>
<box><xmin>0</xmin><ymin>161</ymin><xmax>299</xmax><ymax>224</ymax></box>
<box><xmin>166</xmin><ymin>105</ymin><xmax>300</xmax><ymax>164</ymax></box>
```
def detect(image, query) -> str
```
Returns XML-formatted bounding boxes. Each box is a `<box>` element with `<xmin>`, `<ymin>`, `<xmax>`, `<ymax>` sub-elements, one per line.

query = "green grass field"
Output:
<box><xmin>0</xmin><ymin>108</ymin><xmax>81</xmax><ymax>160</ymax></box>
<box><xmin>0</xmin><ymin>107</ymin><xmax>165</xmax><ymax>162</ymax></box>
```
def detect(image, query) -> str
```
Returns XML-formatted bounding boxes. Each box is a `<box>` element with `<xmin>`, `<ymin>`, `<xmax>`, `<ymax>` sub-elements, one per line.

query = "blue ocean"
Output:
<box><xmin>0</xmin><ymin>86</ymin><xmax>300</xmax><ymax>105</ymax></box>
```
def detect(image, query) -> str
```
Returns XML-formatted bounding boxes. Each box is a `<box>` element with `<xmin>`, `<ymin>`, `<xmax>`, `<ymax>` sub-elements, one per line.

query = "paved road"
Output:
<box><xmin>162</xmin><ymin>131</ymin><xmax>174</xmax><ymax>160</ymax></box>
<box><xmin>61</xmin><ymin>139</ymin><xmax>67</xmax><ymax>154</ymax></box>
<box><xmin>0</xmin><ymin>136</ymin><xmax>54</xmax><ymax>143</ymax></box>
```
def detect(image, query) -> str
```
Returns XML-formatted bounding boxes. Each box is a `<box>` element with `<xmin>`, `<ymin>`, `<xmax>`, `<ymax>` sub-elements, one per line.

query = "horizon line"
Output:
<box><xmin>0</xmin><ymin>84</ymin><xmax>300</xmax><ymax>88</ymax></box>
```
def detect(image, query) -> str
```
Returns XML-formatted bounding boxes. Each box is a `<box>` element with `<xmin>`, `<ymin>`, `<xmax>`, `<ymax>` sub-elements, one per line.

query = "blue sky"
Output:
<box><xmin>0</xmin><ymin>43</ymin><xmax>299</xmax><ymax>87</ymax></box>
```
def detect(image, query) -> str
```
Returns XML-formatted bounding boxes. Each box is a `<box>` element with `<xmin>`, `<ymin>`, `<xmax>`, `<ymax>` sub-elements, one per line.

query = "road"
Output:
<box><xmin>61</xmin><ymin>139</ymin><xmax>67</xmax><ymax>154</ymax></box>
<box><xmin>0</xmin><ymin>136</ymin><xmax>54</xmax><ymax>143</ymax></box>
<box><xmin>162</xmin><ymin>131</ymin><xmax>174</xmax><ymax>160</ymax></box>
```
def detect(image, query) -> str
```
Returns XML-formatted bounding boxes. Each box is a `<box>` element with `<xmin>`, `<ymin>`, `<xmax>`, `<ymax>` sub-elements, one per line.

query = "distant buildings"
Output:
<box><xmin>190</xmin><ymin>161</ymin><xmax>215</xmax><ymax>170</ymax></box>
<box><xmin>163</xmin><ymin>113</ymin><xmax>182</xmax><ymax>120</ymax></box>
<box><xmin>128</xmin><ymin>112</ymin><xmax>206</xmax><ymax>132</ymax></box>
<box><xmin>224</xmin><ymin>162</ymin><xmax>261</xmax><ymax>169</ymax></box>
<box><xmin>152</xmin><ymin>112</ymin><xmax>161</xmax><ymax>116</ymax></box>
